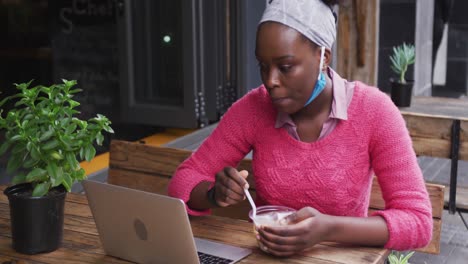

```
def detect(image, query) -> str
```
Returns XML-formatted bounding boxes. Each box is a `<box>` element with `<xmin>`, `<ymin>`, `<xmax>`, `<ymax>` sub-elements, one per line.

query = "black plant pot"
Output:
<box><xmin>3</xmin><ymin>183</ymin><xmax>67</xmax><ymax>255</ymax></box>
<box><xmin>390</xmin><ymin>79</ymin><xmax>414</xmax><ymax>107</ymax></box>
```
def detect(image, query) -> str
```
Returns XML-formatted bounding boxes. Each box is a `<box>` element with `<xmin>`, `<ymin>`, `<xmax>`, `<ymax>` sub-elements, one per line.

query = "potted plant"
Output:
<box><xmin>389</xmin><ymin>42</ymin><xmax>415</xmax><ymax>107</ymax></box>
<box><xmin>0</xmin><ymin>79</ymin><xmax>113</xmax><ymax>254</ymax></box>
<box><xmin>387</xmin><ymin>251</ymin><xmax>415</xmax><ymax>264</ymax></box>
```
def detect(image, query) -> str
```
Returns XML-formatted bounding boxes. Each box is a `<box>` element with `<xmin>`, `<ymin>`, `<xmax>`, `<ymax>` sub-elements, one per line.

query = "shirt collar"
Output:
<box><xmin>328</xmin><ymin>67</ymin><xmax>348</xmax><ymax>120</ymax></box>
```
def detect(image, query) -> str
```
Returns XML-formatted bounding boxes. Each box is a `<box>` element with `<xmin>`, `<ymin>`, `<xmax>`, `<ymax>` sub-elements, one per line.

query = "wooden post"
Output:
<box><xmin>336</xmin><ymin>0</ymin><xmax>379</xmax><ymax>86</ymax></box>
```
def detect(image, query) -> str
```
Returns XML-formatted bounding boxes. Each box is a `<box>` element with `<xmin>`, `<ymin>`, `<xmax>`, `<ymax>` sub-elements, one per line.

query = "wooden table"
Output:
<box><xmin>400</xmin><ymin>96</ymin><xmax>468</xmax><ymax>119</ymax></box>
<box><xmin>399</xmin><ymin>96</ymin><xmax>468</xmax><ymax>214</ymax></box>
<box><xmin>0</xmin><ymin>186</ymin><xmax>390</xmax><ymax>264</ymax></box>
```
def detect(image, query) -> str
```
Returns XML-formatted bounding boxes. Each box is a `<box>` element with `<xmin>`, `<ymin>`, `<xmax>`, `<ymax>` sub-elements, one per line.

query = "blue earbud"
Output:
<box><xmin>304</xmin><ymin>46</ymin><xmax>326</xmax><ymax>107</ymax></box>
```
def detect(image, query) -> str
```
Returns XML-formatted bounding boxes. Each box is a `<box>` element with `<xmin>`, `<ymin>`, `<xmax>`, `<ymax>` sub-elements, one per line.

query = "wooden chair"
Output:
<box><xmin>108</xmin><ymin>140</ymin><xmax>445</xmax><ymax>254</ymax></box>
<box><xmin>400</xmin><ymin>104</ymin><xmax>468</xmax><ymax>213</ymax></box>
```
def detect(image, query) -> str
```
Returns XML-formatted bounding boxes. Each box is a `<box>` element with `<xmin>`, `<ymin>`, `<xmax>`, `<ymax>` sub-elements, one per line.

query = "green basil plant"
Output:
<box><xmin>0</xmin><ymin>80</ymin><xmax>114</xmax><ymax>197</ymax></box>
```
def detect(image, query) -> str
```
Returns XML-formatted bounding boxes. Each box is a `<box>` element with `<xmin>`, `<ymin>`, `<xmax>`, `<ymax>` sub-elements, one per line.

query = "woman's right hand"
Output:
<box><xmin>213</xmin><ymin>167</ymin><xmax>249</xmax><ymax>207</ymax></box>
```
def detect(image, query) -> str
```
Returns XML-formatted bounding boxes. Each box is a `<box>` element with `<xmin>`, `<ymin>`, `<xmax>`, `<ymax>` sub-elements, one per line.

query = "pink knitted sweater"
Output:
<box><xmin>168</xmin><ymin>82</ymin><xmax>432</xmax><ymax>250</ymax></box>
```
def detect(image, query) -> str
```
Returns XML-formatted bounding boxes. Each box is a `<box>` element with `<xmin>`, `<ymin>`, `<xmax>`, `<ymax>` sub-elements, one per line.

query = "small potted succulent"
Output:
<box><xmin>387</xmin><ymin>251</ymin><xmax>415</xmax><ymax>264</ymax></box>
<box><xmin>0</xmin><ymin>79</ymin><xmax>113</xmax><ymax>254</ymax></box>
<box><xmin>389</xmin><ymin>42</ymin><xmax>415</xmax><ymax>107</ymax></box>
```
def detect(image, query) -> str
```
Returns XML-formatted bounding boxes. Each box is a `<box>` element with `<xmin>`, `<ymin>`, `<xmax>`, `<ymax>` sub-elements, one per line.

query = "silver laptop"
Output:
<box><xmin>82</xmin><ymin>180</ymin><xmax>251</xmax><ymax>264</ymax></box>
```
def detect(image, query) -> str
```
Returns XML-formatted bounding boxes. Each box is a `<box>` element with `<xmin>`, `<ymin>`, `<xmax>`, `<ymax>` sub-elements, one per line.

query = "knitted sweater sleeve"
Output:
<box><xmin>367</xmin><ymin>88</ymin><xmax>433</xmax><ymax>250</ymax></box>
<box><xmin>167</xmin><ymin>89</ymin><xmax>259</xmax><ymax>215</ymax></box>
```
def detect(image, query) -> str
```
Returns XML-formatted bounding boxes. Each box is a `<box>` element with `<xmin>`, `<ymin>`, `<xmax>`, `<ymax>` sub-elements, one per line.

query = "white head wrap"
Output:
<box><xmin>259</xmin><ymin>0</ymin><xmax>336</xmax><ymax>49</ymax></box>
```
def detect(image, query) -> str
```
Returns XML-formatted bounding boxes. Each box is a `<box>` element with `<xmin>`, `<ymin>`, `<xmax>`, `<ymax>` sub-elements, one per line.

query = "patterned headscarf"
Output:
<box><xmin>259</xmin><ymin>0</ymin><xmax>336</xmax><ymax>49</ymax></box>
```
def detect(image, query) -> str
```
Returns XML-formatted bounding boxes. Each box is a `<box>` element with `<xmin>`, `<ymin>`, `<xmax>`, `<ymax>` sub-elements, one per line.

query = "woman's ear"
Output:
<box><xmin>323</xmin><ymin>48</ymin><xmax>332</xmax><ymax>71</ymax></box>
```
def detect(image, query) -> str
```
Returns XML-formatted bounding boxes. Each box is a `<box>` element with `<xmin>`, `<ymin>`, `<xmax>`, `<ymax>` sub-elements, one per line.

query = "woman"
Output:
<box><xmin>168</xmin><ymin>0</ymin><xmax>432</xmax><ymax>257</ymax></box>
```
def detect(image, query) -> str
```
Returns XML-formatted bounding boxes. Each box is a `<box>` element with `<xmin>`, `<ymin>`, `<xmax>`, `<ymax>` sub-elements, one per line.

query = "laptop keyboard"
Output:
<box><xmin>197</xmin><ymin>252</ymin><xmax>233</xmax><ymax>264</ymax></box>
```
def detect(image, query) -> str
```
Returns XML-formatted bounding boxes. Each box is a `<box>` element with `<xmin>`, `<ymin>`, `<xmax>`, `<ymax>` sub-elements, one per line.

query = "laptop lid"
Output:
<box><xmin>82</xmin><ymin>180</ymin><xmax>251</xmax><ymax>264</ymax></box>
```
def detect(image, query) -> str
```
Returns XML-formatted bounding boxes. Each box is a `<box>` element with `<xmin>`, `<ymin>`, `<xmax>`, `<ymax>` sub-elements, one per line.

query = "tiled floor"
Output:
<box><xmin>418</xmin><ymin>156</ymin><xmax>468</xmax><ymax>187</ymax></box>
<box><xmin>399</xmin><ymin>212</ymin><xmax>468</xmax><ymax>263</ymax></box>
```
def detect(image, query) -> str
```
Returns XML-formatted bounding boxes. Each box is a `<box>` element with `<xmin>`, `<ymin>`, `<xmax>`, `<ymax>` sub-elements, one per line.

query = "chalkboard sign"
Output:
<box><xmin>49</xmin><ymin>0</ymin><xmax>120</xmax><ymax>121</ymax></box>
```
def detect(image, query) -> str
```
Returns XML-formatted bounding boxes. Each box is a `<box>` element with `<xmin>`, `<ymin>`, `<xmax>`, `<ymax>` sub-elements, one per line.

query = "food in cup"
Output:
<box><xmin>249</xmin><ymin>205</ymin><xmax>296</xmax><ymax>253</ymax></box>
<box><xmin>253</xmin><ymin>211</ymin><xmax>293</xmax><ymax>226</ymax></box>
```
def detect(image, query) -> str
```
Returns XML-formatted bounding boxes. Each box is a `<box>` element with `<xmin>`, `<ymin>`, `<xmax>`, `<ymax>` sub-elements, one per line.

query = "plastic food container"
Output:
<box><xmin>249</xmin><ymin>205</ymin><xmax>296</xmax><ymax>253</ymax></box>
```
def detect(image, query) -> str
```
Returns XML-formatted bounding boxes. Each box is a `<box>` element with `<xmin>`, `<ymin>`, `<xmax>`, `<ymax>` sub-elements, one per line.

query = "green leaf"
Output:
<box><xmin>11</xmin><ymin>173</ymin><xmax>27</xmax><ymax>184</ymax></box>
<box><xmin>77</xmin><ymin>168</ymin><xmax>86</xmax><ymax>180</ymax></box>
<box><xmin>84</xmin><ymin>145</ymin><xmax>96</xmax><ymax>162</ymax></box>
<box><xmin>30</xmin><ymin>146</ymin><xmax>41</xmax><ymax>160</ymax></box>
<box><xmin>401</xmin><ymin>251</ymin><xmax>414</xmax><ymax>264</ymax></box>
<box><xmin>32</xmin><ymin>182</ymin><xmax>50</xmax><ymax>197</ymax></box>
<box><xmin>14</xmin><ymin>99</ymin><xmax>27</xmax><ymax>107</ymax></box>
<box><xmin>59</xmin><ymin>136</ymin><xmax>73</xmax><ymax>151</ymax></box>
<box><xmin>69</xmin><ymin>88</ymin><xmax>83</xmax><ymax>94</ymax></box>
<box><xmin>42</xmin><ymin>139</ymin><xmax>59</xmax><ymax>150</ymax></box>
<box><xmin>38</xmin><ymin>85</ymin><xmax>50</xmax><ymax>94</ymax></box>
<box><xmin>104</xmin><ymin>125</ymin><xmax>114</xmax><ymax>133</ymax></box>
<box><xmin>21</xmin><ymin>119</ymin><xmax>29</xmax><ymax>127</ymax></box>
<box><xmin>65</xmin><ymin>123</ymin><xmax>77</xmax><ymax>134</ymax></box>
<box><xmin>11</xmin><ymin>143</ymin><xmax>26</xmax><ymax>154</ymax></box>
<box><xmin>39</xmin><ymin>126</ymin><xmax>54</xmax><ymax>142</ymax></box>
<box><xmin>62</xmin><ymin>79</ymin><xmax>77</xmax><ymax>89</ymax></box>
<box><xmin>6</xmin><ymin>153</ymin><xmax>23</xmax><ymax>173</ymax></box>
<box><xmin>46</xmin><ymin>162</ymin><xmax>59</xmax><ymax>181</ymax></box>
<box><xmin>387</xmin><ymin>254</ymin><xmax>398</xmax><ymax>264</ymax></box>
<box><xmin>26</xmin><ymin>141</ymin><xmax>32</xmax><ymax>151</ymax></box>
<box><xmin>9</xmin><ymin>134</ymin><xmax>22</xmax><ymax>142</ymax></box>
<box><xmin>77</xmin><ymin>120</ymin><xmax>87</xmax><ymax>129</ymax></box>
<box><xmin>96</xmin><ymin>133</ymin><xmax>104</xmax><ymax>145</ymax></box>
<box><xmin>50</xmin><ymin>151</ymin><xmax>64</xmax><ymax>160</ymax></box>
<box><xmin>0</xmin><ymin>141</ymin><xmax>11</xmax><ymax>155</ymax></box>
<box><xmin>66</xmin><ymin>153</ymin><xmax>78</xmax><ymax>170</ymax></box>
<box><xmin>68</xmin><ymin>100</ymin><xmax>80</xmax><ymax>108</ymax></box>
<box><xmin>386</xmin><ymin>251</ymin><xmax>414</xmax><ymax>264</ymax></box>
<box><xmin>51</xmin><ymin>169</ymin><xmax>64</xmax><ymax>187</ymax></box>
<box><xmin>87</xmin><ymin>124</ymin><xmax>99</xmax><ymax>130</ymax></box>
<box><xmin>78</xmin><ymin>147</ymin><xmax>84</xmax><ymax>160</ymax></box>
<box><xmin>26</xmin><ymin>168</ymin><xmax>48</xmax><ymax>182</ymax></box>
<box><xmin>60</xmin><ymin>118</ymin><xmax>71</xmax><ymax>127</ymax></box>
<box><xmin>23</xmin><ymin>157</ymin><xmax>39</xmax><ymax>168</ymax></box>
<box><xmin>40</xmin><ymin>108</ymin><xmax>50</xmax><ymax>116</ymax></box>
<box><xmin>62</xmin><ymin>173</ymin><xmax>72</xmax><ymax>192</ymax></box>
<box><xmin>55</xmin><ymin>97</ymin><xmax>63</xmax><ymax>104</ymax></box>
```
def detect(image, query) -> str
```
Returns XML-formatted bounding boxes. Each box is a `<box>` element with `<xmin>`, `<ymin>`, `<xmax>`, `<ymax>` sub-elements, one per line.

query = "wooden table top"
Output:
<box><xmin>399</xmin><ymin>96</ymin><xmax>468</xmax><ymax>121</ymax></box>
<box><xmin>0</xmin><ymin>185</ymin><xmax>390</xmax><ymax>264</ymax></box>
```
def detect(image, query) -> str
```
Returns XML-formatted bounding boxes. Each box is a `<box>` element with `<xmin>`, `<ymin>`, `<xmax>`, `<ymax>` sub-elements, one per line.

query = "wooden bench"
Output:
<box><xmin>108</xmin><ymin>140</ymin><xmax>444</xmax><ymax>254</ymax></box>
<box><xmin>399</xmin><ymin>96</ymin><xmax>468</xmax><ymax>213</ymax></box>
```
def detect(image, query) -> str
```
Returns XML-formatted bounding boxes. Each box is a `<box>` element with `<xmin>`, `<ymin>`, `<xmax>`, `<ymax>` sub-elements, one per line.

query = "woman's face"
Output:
<box><xmin>255</xmin><ymin>22</ymin><xmax>322</xmax><ymax>114</ymax></box>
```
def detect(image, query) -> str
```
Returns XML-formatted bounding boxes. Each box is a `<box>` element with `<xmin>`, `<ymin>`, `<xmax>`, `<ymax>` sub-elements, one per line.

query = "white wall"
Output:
<box><xmin>414</xmin><ymin>0</ymin><xmax>435</xmax><ymax>96</ymax></box>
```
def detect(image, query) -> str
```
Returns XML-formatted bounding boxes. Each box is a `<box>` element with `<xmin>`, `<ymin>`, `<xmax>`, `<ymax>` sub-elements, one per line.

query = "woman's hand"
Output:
<box><xmin>257</xmin><ymin>207</ymin><xmax>333</xmax><ymax>257</ymax></box>
<box><xmin>213</xmin><ymin>167</ymin><xmax>249</xmax><ymax>207</ymax></box>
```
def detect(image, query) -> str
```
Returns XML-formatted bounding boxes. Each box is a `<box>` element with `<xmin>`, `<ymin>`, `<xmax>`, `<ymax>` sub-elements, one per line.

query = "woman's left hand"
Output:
<box><xmin>257</xmin><ymin>207</ymin><xmax>333</xmax><ymax>257</ymax></box>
